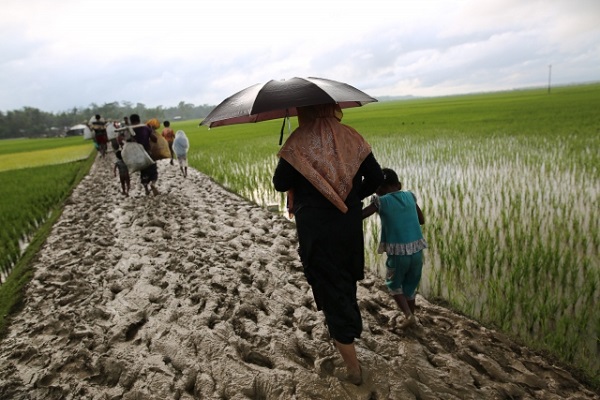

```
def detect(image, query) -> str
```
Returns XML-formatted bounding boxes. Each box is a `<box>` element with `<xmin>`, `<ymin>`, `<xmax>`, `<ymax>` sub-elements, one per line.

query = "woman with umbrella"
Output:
<box><xmin>273</xmin><ymin>103</ymin><xmax>383</xmax><ymax>385</ymax></box>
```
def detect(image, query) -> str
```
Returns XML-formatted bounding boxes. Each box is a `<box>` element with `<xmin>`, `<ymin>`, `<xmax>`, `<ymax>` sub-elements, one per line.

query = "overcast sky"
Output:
<box><xmin>1</xmin><ymin>0</ymin><xmax>598</xmax><ymax>113</ymax></box>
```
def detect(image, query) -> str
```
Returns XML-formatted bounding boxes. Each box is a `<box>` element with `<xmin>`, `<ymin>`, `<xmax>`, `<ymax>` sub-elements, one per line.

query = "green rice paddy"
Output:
<box><xmin>0</xmin><ymin>137</ymin><xmax>94</xmax><ymax>332</ymax></box>
<box><xmin>0</xmin><ymin>137</ymin><xmax>95</xmax><ymax>281</ymax></box>
<box><xmin>181</xmin><ymin>83</ymin><xmax>600</xmax><ymax>383</ymax></box>
<box><xmin>0</xmin><ymin>143</ymin><xmax>92</xmax><ymax>172</ymax></box>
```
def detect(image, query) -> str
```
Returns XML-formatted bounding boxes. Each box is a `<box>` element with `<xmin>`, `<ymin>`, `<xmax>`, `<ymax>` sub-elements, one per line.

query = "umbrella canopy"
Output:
<box><xmin>200</xmin><ymin>77</ymin><xmax>377</xmax><ymax>128</ymax></box>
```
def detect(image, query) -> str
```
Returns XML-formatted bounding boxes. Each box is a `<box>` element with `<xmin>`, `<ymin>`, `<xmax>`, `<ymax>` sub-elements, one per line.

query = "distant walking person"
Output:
<box><xmin>129</xmin><ymin>114</ymin><xmax>159</xmax><ymax>196</ymax></box>
<box><xmin>117</xmin><ymin>116</ymin><xmax>131</xmax><ymax>144</ymax></box>
<box><xmin>108</xmin><ymin>121</ymin><xmax>121</xmax><ymax>152</ymax></box>
<box><xmin>113</xmin><ymin>150</ymin><xmax>130</xmax><ymax>196</ymax></box>
<box><xmin>90</xmin><ymin>114</ymin><xmax>108</xmax><ymax>158</ymax></box>
<box><xmin>162</xmin><ymin>120</ymin><xmax>176</xmax><ymax>165</ymax></box>
<box><xmin>362</xmin><ymin>168</ymin><xmax>427</xmax><ymax>329</ymax></box>
<box><xmin>173</xmin><ymin>130</ymin><xmax>190</xmax><ymax>178</ymax></box>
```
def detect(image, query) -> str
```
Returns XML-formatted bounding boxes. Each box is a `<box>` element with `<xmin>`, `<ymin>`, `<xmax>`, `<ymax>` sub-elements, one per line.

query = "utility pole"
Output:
<box><xmin>548</xmin><ymin>65</ymin><xmax>552</xmax><ymax>94</ymax></box>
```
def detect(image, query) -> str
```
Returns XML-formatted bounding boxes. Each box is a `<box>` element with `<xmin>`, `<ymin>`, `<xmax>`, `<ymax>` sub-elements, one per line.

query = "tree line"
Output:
<box><xmin>0</xmin><ymin>101</ymin><xmax>215</xmax><ymax>139</ymax></box>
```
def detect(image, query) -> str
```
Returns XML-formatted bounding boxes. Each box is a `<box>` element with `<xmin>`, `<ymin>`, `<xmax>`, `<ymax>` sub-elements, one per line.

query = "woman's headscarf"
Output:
<box><xmin>145</xmin><ymin>118</ymin><xmax>161</xmax><ymax>130</ymax></box>
<box><xmin>277</xmin><ymin>103</ymin><xmax>371</xmax><ymax>213</ymax></box>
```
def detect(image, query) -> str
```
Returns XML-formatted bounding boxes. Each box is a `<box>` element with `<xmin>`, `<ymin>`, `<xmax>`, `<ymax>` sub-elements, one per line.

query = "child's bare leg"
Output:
<box><xmin>408</xmin><ymin>298</ymin><xmax>416</xmax><ymax>314</ymax></box>
<box><xmin>393</xmin><ymin>294</ymin><xmax>416</xmax><ymax>328</ymax></box>
<box><xmin>393</xmin><ymin>294</ymin><xmax>412</xmax><ymax>318</ymax></box>
<box><xmin>150</xmin><ymin>182</ymin><xmax>159</xmax><ymax>196</ymax></box>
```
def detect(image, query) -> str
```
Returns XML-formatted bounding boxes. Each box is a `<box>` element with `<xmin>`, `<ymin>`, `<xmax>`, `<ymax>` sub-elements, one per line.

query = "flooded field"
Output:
<box><xmin>187</xmin><ymin>85</ymin><xmax>600</xmax><ymax>381</ymax></box>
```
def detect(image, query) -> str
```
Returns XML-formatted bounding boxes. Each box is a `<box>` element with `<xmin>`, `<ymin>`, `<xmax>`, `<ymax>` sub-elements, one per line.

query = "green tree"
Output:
<box><xmin>0</xmin><ymin>100</ymin><xmax>214</xmax><ymax>139</ymax></box>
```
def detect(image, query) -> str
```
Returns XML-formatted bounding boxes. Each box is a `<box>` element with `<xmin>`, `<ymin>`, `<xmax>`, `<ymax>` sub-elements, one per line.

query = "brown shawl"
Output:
<box><xmin>277</xmin><ymin>104</ymin><xmax>371</xmax><ymax>213</ymax></box>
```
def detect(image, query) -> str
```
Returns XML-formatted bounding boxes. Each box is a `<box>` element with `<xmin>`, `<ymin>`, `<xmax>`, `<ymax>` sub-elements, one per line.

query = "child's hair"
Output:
<box><xmin>115</xmin><ymin>150</ymin><xmax>122</xmax><ymax>160</ymax></box>
<box><xmin>130</xmin><ymin>114</ymin><xmax>141</xmax><ymax>124</ymax></box>
<box><xmin>381</xmin><ymin>168</ymin><xmax>400</xmax><ymax>186</ymax></box>
<box><xmin>164</xmin><ymin>120</ymin><xmax>170</xmax><ymax>127</ymax></box>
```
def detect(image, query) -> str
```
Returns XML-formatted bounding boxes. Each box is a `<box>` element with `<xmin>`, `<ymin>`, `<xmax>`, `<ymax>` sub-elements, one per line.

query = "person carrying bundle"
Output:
<box><xmin>173</xmin><ymin>130</ymin><xmax>190</xmax><ymax>178</ymax></box>
<box><xmin>90</xmin><ymin>114</ymin><xmax>108</xmax><ymax>157</ymax></box>
<box><xmin>129</xmin><ymin>114</ymin><xmax>159</xmax><ymax>196</ymax></box>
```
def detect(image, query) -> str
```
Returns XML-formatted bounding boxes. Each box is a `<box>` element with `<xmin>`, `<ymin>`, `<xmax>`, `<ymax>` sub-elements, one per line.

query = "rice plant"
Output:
<box><xmin>0</xmin><ymin>137</ymin><xmax>94</xmax><ymax>282</ymax></box>
<box><xmin>368</xmin><ymin>130</ymin><xmax>599</xmax><ymax>377</ymax></box>
<box><xmin>185</xmin><ymin>83</ymin><xmax>599</xmax><ymax>382</ymax></box>
<box><xmin>0</xmin><ymin>144</ymin><xmax>92</xmax><ymax>172</ymax></box>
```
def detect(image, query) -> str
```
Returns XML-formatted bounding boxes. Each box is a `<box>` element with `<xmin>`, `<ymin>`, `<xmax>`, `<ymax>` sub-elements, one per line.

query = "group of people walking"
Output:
<box><xmin>90</xmin><ymin>113</ymin><xmax>190</xmax><ymax>197</ymax></box>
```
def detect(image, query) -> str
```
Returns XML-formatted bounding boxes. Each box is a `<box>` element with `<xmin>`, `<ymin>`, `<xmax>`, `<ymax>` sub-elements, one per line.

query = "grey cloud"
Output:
<box><xmin>0</xmin><ymin>2</ymin><xmax>599</xmax><ymax>113</ymax></box>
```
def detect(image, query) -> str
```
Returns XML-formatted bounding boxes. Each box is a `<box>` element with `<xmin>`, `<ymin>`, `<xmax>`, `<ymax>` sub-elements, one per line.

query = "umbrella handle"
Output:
<box><xmin>279</xmin><ymin>110</ymin><xmax>289</xmax><ymax>145</ymax></box>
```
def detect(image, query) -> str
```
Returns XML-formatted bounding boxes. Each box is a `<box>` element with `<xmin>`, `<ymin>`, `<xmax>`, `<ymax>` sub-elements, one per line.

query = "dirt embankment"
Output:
<box><xmin>0</xmin><ymin>156</ymin><xmax>597</xmax><ymax>400</ymax></box>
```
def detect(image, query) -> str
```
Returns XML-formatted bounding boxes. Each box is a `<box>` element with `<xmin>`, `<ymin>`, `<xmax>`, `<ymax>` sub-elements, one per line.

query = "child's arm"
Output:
<box><xmin>416</xmin><ymin>204</ymin><xmax>425</xmax><ymax>225</ymax></box>
<box><xmin>362</xmin><ymin>203</ymin><xmax>377</xmax><ymax>219</ymax></box>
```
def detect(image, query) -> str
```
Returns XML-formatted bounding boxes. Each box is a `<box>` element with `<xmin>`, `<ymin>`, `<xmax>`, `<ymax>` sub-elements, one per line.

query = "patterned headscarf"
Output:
<box><xmin>278</xmin><ymin>103</ymin><xmax>371</xmax><ymax>213</ymax></box>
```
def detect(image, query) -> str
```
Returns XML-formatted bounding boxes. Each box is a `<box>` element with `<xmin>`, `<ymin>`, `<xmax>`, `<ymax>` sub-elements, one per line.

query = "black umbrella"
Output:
<box><xmin>200</xmin><ymin>77</ymin><xmax>377</xmax><ymax>129</ymax></box>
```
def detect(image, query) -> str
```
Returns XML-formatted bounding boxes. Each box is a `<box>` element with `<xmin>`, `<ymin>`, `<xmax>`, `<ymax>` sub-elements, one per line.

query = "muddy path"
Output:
<box><xmin>0</xmin><ymin>155</ymin><xmax>597</xmax><ymax>400</ymax></box>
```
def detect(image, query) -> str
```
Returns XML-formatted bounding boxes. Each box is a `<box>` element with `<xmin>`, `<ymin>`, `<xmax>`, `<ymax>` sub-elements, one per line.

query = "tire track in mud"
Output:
<box><xmin>0</xmin><ymin>155</ymin><xmax>597</xmax><ymax>399</ymax></box>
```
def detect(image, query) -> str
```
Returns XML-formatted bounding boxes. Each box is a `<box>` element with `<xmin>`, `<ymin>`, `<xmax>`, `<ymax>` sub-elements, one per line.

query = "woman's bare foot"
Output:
<box><xmin>347</xmin><ymin>365</ymin><xmax>362</xmax><ymax>385</ymax></box>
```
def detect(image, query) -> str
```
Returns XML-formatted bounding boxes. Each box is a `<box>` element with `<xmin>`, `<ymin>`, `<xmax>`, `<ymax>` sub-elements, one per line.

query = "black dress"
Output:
<box><xmin>273</xmin><ymin>152</ymin><xmax>383</xmax><ymax>344</ymax></box>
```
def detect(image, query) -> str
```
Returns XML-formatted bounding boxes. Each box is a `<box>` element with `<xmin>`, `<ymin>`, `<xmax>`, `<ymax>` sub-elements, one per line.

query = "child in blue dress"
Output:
<box><xmin>362</xmin><ymin>168</ymin><xmax>426</xmax><ymax>329</ymax></box>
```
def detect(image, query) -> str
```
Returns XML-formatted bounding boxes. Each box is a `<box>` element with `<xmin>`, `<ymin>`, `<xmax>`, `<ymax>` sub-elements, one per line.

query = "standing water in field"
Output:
<box><xmin>198</xmin><ymin>130</ymin><xmax>599</xmax><ymax>383</ymax></box>
<box><xmin>367</xmin><ymin>132</ymin><xmax>600</xmax><ymax>378</ymax></box>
